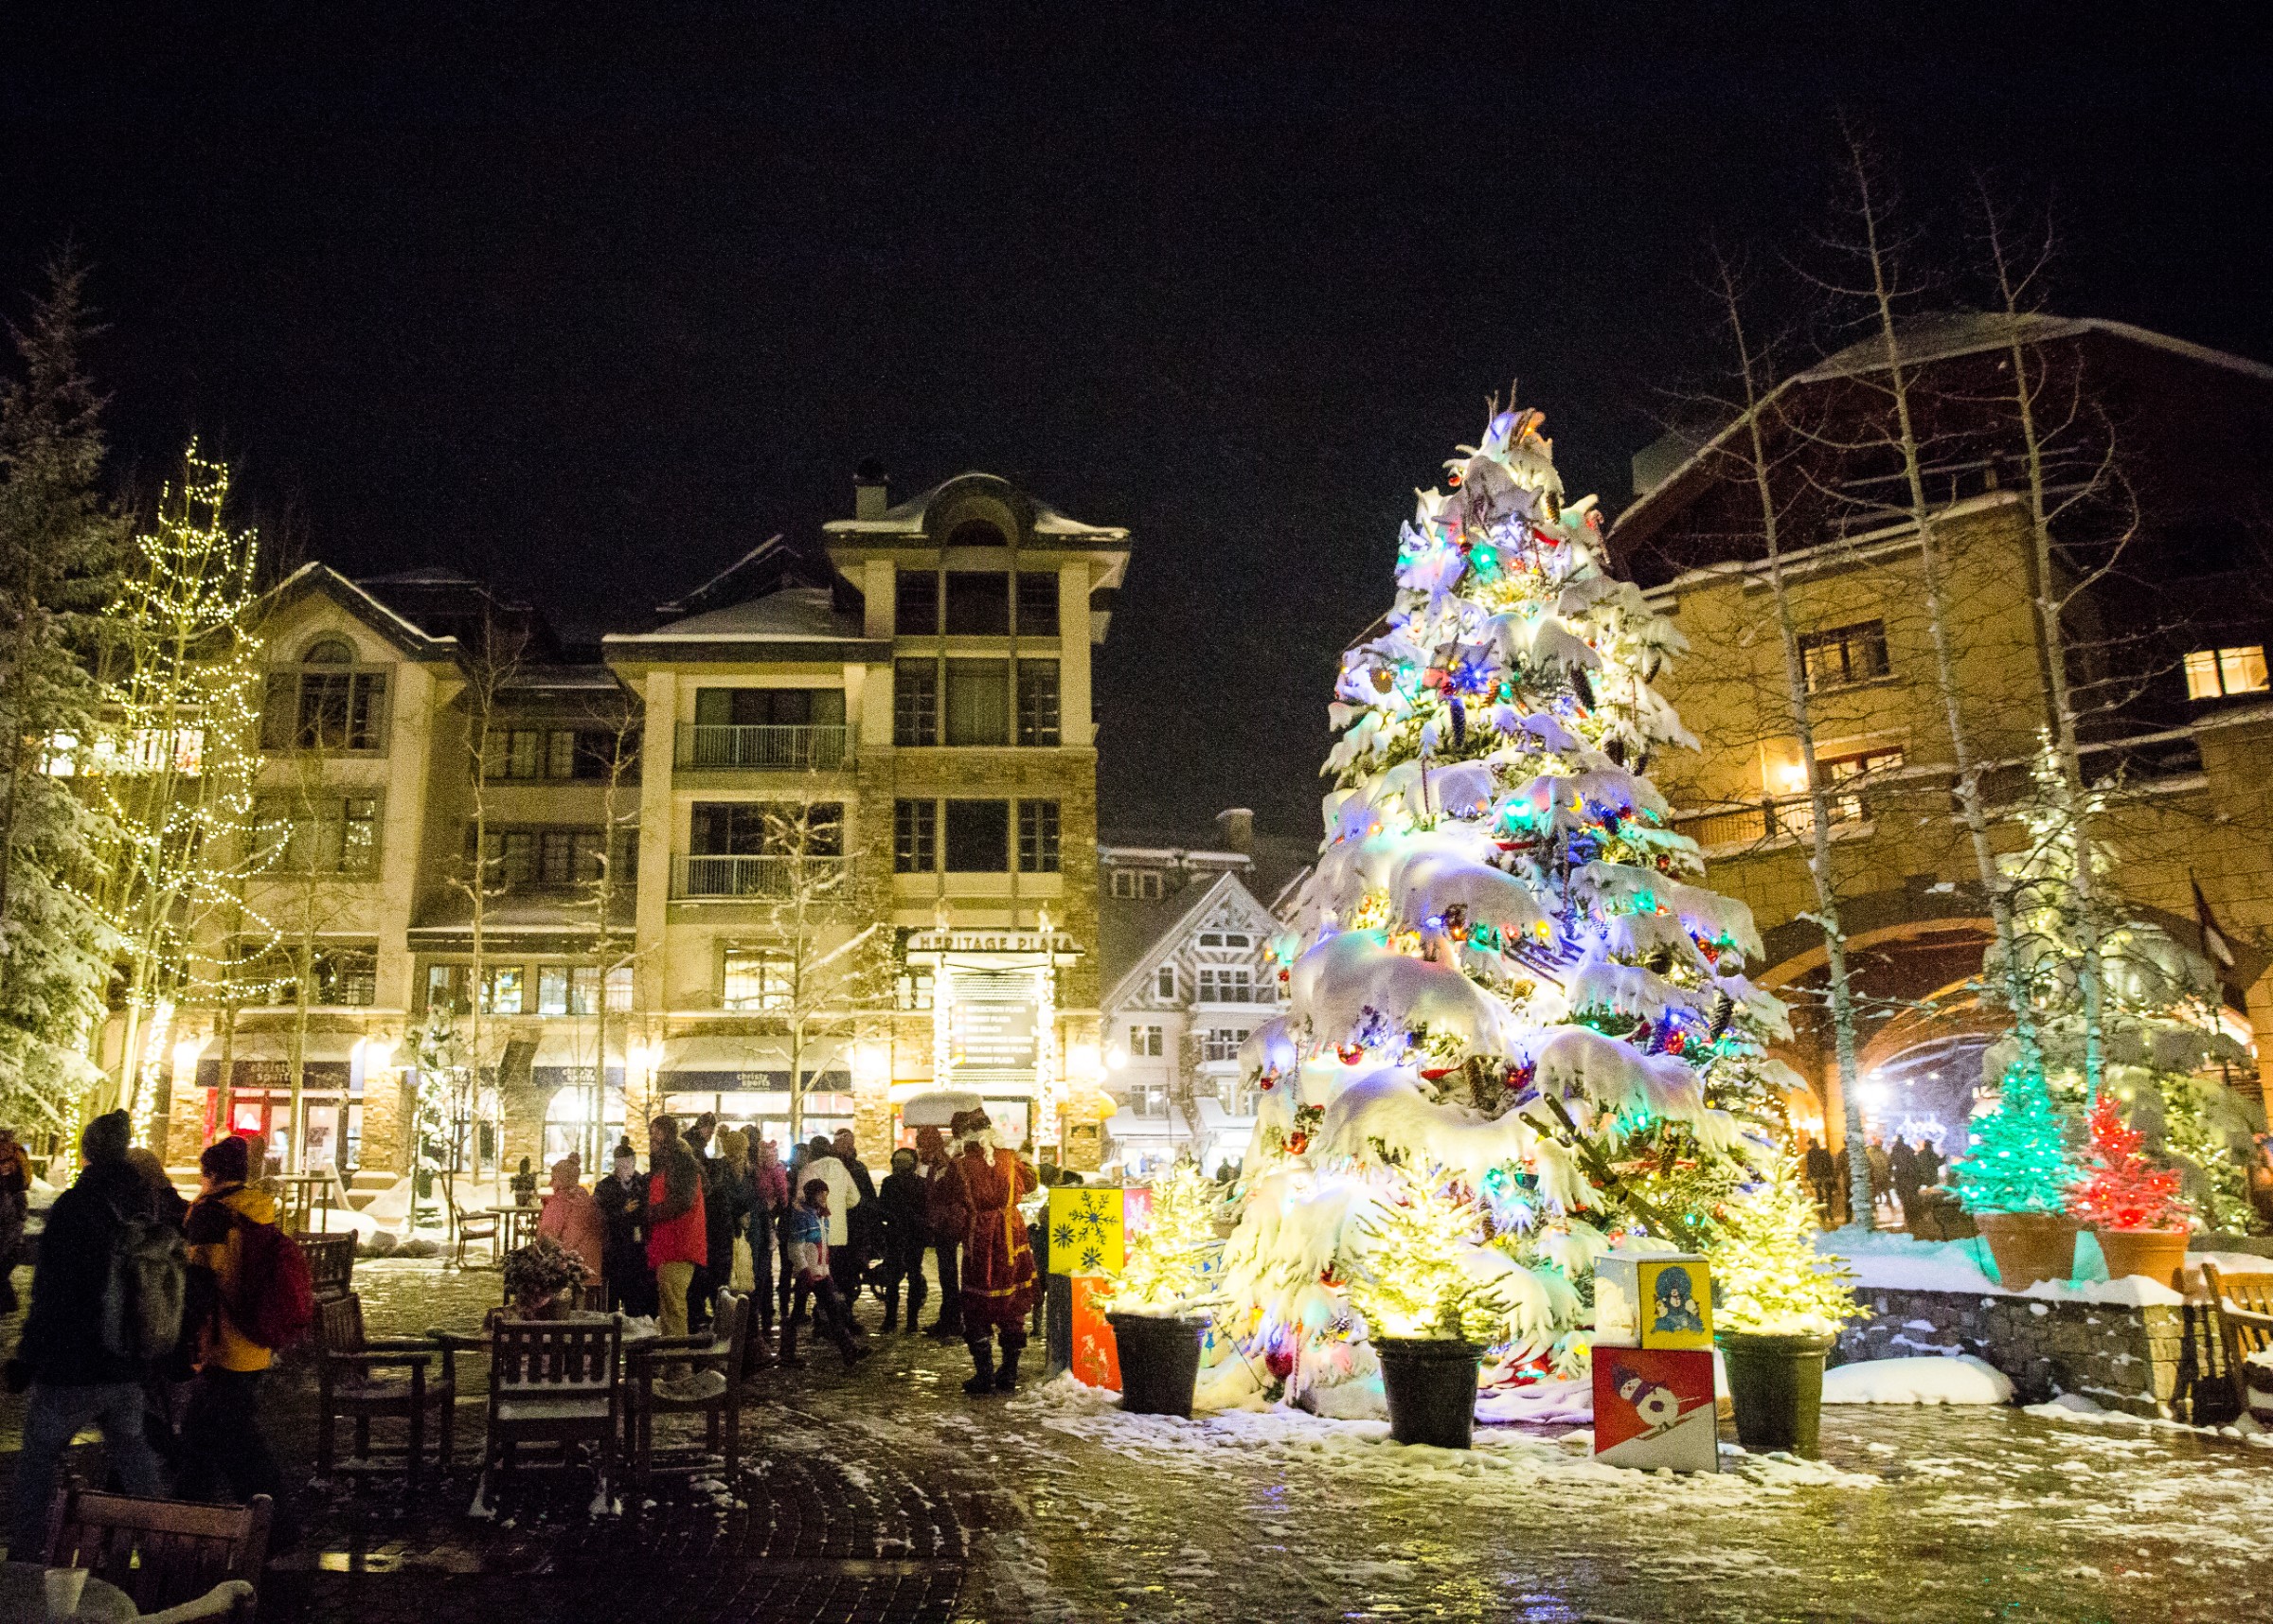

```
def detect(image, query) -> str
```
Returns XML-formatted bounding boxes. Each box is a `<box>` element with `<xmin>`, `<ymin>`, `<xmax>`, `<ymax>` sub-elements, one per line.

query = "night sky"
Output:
<box><xmin>6</xmin><ymin>6</ymin><xmax>2269</xmax><ymax>844</ymax></box>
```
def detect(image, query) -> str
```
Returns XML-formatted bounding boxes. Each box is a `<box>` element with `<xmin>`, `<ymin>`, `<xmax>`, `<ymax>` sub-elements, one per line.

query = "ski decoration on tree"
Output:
<box><xmin>1215</xmin><ymin>404</ymin><xmax>1815</xmax><ymax>1398</ymax></box>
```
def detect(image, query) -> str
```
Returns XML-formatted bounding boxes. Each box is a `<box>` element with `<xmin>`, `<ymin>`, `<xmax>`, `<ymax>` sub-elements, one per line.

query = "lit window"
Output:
<box><xmin>1798</xmin><ymin>621</ymin><xmax>1890</xmax><ymax>692</ymax></box>
<box><xmin>723</xmin><ymin>948</ymin><xmax>794</xmax><ymax>1011</ymax></box>
<box><xmin>1129</xmin><ymin>1024</ymin><xmax>1164</xmax><ymax>1058</ymax></box>
<box><xmin>1203</xmin><ymin>1027</ymin><xmax>1245</xmax><ymax>1063</ymax></box>
<box><xmin>2186</xmin><ymin>646</ymin><xmax>2269</xmax><ymax>699</ymax></box>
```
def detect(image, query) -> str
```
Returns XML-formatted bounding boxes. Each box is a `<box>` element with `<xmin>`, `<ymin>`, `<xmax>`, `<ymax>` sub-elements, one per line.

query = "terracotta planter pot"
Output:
<box><xmin>1976</xmin><ymin>1211</ymin><xmax>2080</xmax><ymax>1291</ymax></box>
<box><xmin>2094</xmin><ymin>1227</ymin><xmax>2191</xmax><ymax>1292</ymax></box>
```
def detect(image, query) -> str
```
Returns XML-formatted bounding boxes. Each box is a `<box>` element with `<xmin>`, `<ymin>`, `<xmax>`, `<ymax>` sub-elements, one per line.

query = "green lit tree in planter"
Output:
<box><xmin>1954</xmin><ymin>1064</ymin><xmax>2082</xmax><ymax>1290</ymax></box>
<box><xmin>1101</xmin><ymin>1166</ymin><xmax>1227</xmax><ymax>1418</ymax></box>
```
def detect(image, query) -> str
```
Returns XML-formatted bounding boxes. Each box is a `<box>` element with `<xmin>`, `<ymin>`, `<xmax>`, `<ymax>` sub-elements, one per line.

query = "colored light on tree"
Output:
<box><xmin>1952</xmin><ymin>1064</ymin><xmax>2080</xmax><ymax>1217</ymax></box>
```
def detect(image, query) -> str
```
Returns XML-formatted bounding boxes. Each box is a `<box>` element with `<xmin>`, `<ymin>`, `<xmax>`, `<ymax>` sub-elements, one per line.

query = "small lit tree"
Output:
<box><xmin>2072</xmin><ymin>1095</ymin><xmax>2191</xmax><ymax>1234</ymax></box>
<box><xmin>1709</xmin><ymin>1149</ymin><xmax>1862</xmax><ymax>1335</ymax></box>
<box><xmin>1952</xmin><ymin>1063</ymin><xmax>2079</xmax><ymax>1216</ymax></box>
<box><xmin>1344</xmin><ymin>1168</ymin><xmax>1528</xmax><ymax>1343</ymax></box>
<box><xmin>1104</xmin><ymin>1165</ymin><xmax>1225</xmax><ymax>1316</ymax></box>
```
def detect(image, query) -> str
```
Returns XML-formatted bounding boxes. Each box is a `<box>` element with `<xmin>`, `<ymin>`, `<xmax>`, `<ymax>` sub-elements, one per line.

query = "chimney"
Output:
<box><xmin>854</xmin><ymin>457</ymin><xmax>889</xmax><ymax>520</ymax></box>
<box><xmin>1214</xmin><ymin>807</ymin><xmax>1254</xmax><ymax>854</ymax></box>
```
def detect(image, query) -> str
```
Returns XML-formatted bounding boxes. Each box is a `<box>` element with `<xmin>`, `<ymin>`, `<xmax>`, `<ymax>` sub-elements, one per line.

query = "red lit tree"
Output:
<box><xmin>2071</xmin><ymin>1096</ymin><xmax>2191</xmax><ymax>1234</ymax></box>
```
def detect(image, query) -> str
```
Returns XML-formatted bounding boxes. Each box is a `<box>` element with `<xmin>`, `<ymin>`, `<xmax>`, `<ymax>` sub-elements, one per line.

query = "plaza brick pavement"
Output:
<box><xmin>9</xmin><ymin>1254</ymin><xmax>2273</xmax><ymax>1622</ymax></box>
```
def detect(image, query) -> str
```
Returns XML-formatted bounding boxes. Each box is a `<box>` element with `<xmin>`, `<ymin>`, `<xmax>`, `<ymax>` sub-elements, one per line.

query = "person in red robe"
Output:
<box><xmin>938</xmin><ymin>1108</ymin><xmax>1038</xmax><ymax>1394</ymax></box>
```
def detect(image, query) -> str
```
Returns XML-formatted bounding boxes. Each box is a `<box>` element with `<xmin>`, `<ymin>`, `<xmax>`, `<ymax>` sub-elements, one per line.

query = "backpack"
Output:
<box><xmin>100</xmin><ymin>1203</ymin><xmax>188</xmax><ymax>1365</ymax></box>
<box><xmin>224</xmin><ymin>1208</ymin><xmax>315</xmax><ymax>1351</ymax></box>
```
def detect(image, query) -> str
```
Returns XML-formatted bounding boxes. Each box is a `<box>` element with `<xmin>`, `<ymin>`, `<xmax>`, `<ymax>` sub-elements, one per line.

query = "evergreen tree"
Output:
<box><xmin>2073</xmin><ymin>1094</ymin><xmax>2191</xmax><ymax>1233</ymax></box>
<box><xmin>1709</xmin><ymin>1149</ymin><xmax>1860</xmax><ymax>1335</ymax></box>
<box><xmin>1952</xmin><ymin>1063</ymin><xmax>2079</xmax><ymax>1216</ymax></box>
<box><xmin>1216</xmin><ymin>405</ymin><xmax>1806</xmax><ymax>1396</ymax></box>
<box><xmin>0</xmin><ymin>259</ymin><xmax>129</xmax><ymax>1131</ymax></box>
<box><xmin>1992</xmin><ymin>739</ymin><xmax>2259</xmax><ymax>1230</ymax></box>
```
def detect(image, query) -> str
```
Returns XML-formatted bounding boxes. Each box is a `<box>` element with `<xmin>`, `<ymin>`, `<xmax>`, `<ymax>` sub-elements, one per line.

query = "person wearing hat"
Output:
<box><xmin>6</xmin><ymin>1112</ymin><xmax>167</xmax><ymax>1562</ymax></box>
<box><xmin>179</xmin><ymin>1133</ymin><xmax>292</xmax><ymax>1540</ymax></box>
<box><xmin>934</xmin><ymin>1109</ymin><xmax>1039</xmax><ymax>1395</ymax></box>
<box><xmin>536</xmin><ymin>1154</ymin><xmax>606</xmax><ymax>1286</ymax></box>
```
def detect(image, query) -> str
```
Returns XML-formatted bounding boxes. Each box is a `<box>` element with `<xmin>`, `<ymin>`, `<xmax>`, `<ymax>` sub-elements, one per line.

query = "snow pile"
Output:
<box><xmin>1822</xmin><ymin>1356</ymin><xmax>2013</xmax><ymax>1405</ymax></box>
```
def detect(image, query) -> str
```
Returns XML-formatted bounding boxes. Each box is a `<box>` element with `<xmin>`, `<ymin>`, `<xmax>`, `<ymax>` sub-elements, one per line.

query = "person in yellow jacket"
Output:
<box><xmin>178</xmin><ymin>1135</ymin><xmax>291</xmax><ymax>1540</ymax></box>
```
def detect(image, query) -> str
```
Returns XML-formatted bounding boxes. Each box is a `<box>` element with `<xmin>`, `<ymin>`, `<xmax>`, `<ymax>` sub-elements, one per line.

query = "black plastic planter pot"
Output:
<box><xmin>1106</xmin><ymin>1312</ymin><xmax>1209</xmax><ymax>1417</ymax></box>
<box><xmin>1718</xmin><ymin>1331</ymin><xmax>1835</xmax><ymax>1457</ymax></box>
<box><xmin>1372</xmin><ymin>1337</ymin><xmax>1484</xmax><ymax>1449</ymax></box>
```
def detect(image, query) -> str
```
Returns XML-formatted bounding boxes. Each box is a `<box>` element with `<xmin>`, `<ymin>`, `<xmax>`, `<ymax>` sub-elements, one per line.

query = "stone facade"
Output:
<box><xmin>1835</xmin><ymin>1285</ymin><xmax>2222</xmax><ymax>1419</ymax></box>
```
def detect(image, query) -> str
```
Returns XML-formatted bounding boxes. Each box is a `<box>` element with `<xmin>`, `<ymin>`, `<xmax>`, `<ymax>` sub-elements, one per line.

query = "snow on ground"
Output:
<box><xmin>1822</xmin><ymin>1354</ymin><xmax>2013</xmax><ymax>1405</ymax></box>
<box><xmin>1018</xmin><ymin>1372</ymin><xmax>1883</xmax><ymax>1502</ymax></box>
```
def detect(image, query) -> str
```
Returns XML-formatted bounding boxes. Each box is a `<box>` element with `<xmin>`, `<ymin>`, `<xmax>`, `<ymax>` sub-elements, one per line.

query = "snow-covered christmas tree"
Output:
<box><xmin>1214</xmin><ymin>405</ymin><xmax>1808</xmax><ymax>1400</ymax></box>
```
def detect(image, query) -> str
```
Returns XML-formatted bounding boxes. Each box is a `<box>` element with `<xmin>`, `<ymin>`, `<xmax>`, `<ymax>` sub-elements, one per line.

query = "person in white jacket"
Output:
<box><xmin>799</xmin><ymin>1136</ymin><xmax>860</xmax><ymax>1248</ymax></box>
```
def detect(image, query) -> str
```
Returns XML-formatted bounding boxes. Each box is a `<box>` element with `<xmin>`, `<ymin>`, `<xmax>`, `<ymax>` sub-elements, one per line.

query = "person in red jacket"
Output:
<box><xmin>935</xmin><ymin>1109</ymin><xmax>1038</xmax><ymax>1395</ymax></box>
<box><xmin>645</xmin><ymin>1115</ymin><xmax>707</xmax><ymax>1359</ymax></box>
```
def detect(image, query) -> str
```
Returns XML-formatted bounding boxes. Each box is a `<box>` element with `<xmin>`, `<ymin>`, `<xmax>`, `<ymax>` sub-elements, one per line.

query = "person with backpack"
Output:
<box><xmin>178</xmin><ymin>1134</ymin><xmax>305</xmax><ymax>1540</ymax></box>
<box><xmin>6</xmin><ymin>1111</ymin><xmax>170</xmax><ymax>1562</ymax></box>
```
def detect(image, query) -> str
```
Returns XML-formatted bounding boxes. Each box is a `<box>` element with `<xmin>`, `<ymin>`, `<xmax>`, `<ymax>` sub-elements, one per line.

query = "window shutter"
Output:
<box><xmin>260</xmin><ymin>672</ymin><xmax>295</xmax><ymax>749</ymax></box>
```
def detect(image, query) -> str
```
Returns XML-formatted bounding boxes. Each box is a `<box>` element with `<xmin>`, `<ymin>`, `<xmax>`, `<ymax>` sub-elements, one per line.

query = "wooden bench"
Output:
<box><xmin>2201</xmin><ymin>1262</ymin><xmax>2273</xmax><ymax>1418</ymax></box>
<box><xmin>44</xmin><ymin>1484</ymin><xmax>269</xmax><ymax>1621</ymax></box>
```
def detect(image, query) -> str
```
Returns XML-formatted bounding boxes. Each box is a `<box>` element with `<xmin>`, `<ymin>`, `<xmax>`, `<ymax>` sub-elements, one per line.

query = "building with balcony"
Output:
<box><xmin>1609</xmin><ymin>313</ymin><xmax>2273</xmax><ymax>1151</ymax></box>
<box><xmin>143</xmin><ymin>470</ymin><xmax>1129</xmax><ymax>1178</ymax></box>
<box><xmin>1096</xmin><ymin>809</ymin><xmax>1309</xmax><ymax>1173</ymax></box>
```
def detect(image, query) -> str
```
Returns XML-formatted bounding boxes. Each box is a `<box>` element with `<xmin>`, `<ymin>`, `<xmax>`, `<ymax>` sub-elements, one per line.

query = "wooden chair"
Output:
<box><xmin>297</xmin><ymin>1233</ymin><xmax>356</xmax><ymax>1303</ymax></box>
<box><xmin>471</xmin><ymin>1315</ymin><xmax>623</xmax><ymax>1517</ymax></box>
<box><xmin>44</xmin><ymin>1483</ymin><xmax>269</xmax><ymax>1621</ymax></box>
<box><xmin>314</xmin><ymin>1292</ymin><xmax>456</xmax><ymax>1492</ymax></box>
<box><xmin>452</xmin><ymin>1198</ymin><xmax>500</xmax><ymax>1269</ymax></box>
<box><xmin>623</xmin><ymin>1289</ymin><xmax>750</xmax><ymax>1512</ymax></box>
<box><xmin>2201</xmin><ymin>1263</ymin><xmax>2273</xmax><ymax>1414</ymax></box>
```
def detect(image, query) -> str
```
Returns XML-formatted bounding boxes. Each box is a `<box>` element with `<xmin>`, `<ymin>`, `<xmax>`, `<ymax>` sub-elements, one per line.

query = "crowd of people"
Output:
<box><xmin>0</xmin><ymin>1103</ymin><xmax>1058</xmax><ymax>1561</ymax></box>
<box><xmin>538</xmin><ymin>1105</ymin><xmax>1045</xmax><ymax>1392</ymax></box>
<box><xmin>1800</xmin><ymin>1131</ymin><xmax>1945</xmax><ymax>1229</ymax></box>
<box><xmin>3</xmin><ymin>1115</ymin><xmax>301</xmax><ymax>1563</ymax></box>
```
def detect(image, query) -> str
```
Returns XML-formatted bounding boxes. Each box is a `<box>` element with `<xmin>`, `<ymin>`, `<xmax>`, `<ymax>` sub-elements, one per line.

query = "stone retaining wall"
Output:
<box><xmin>1834</xmin><ymin>1287</ymin><xmax>2222</xmax><ymax>1419</ymax></box>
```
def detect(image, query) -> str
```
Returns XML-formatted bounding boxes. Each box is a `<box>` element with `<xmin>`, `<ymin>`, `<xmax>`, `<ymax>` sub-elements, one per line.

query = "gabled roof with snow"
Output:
<box><xmin>261</xmin><ymin>562</ymin><xmax>463</xmax><ymax>661</ymax></box>
<box><xmin>1101</xmin><ymin>870</ymin><xmax>1283</xmax><ymax>1012</ymax></box>
<box><xmin>628</xmin><ymin>586</ymin><xmax>866</xmax><ymax>644</ymax></box>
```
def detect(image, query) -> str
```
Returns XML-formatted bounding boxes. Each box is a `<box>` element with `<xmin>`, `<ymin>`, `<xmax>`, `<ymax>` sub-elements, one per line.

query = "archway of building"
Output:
<box><xmin>1749</xmin><ymin>890</ymin><xmax>2005</xmax><ymax>1153</ymax></box>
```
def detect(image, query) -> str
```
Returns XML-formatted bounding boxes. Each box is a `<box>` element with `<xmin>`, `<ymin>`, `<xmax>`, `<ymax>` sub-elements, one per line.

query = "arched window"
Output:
<box><xmin>264</xmin><ymin>635</ymin><xmax>389</xmax><ymax>752</ymax></box>
<box><xmin>945</xmin><ymin>519</ymin><xmax>1007</xmax><ymax>550</ymax></box>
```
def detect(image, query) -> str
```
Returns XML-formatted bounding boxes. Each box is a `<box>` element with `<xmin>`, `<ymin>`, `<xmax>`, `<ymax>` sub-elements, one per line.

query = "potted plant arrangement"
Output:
<box><xmin>500</xmin><ymin>1232</ymin><xmax>587</xmax><ymax>1322</ymax></box>
<box><xmin>1953</xmin><ymin>1063</ymin><xmax>2083</xmax><ymax>1291</ymax></box>
<box><xmin>2074</xmin><ymin>1095</ymin><xmax>2194</xmax><ymax>1290</ymax></box>
<box><xmin>1346</xmin><ymin>1170</ymin><xmax>1514</xmax><ymax>1450</ymax></box>
<box><xmin>1101</xmin><ymin>1166</ymin><xmax>1224</xmax><ymax>1417</ymax></box>
<box><xmin>1709</xmin><ymin>1151</ymin><xmax>1863</xmax><ymax>1457</ymax></box>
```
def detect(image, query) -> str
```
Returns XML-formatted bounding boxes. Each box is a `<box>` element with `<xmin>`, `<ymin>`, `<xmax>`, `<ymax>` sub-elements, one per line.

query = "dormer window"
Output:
<box><xmin>263</xmin><ymin>637</ymin><xmax>388</xmax><ymax>752</ymax></box>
